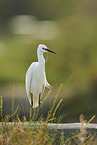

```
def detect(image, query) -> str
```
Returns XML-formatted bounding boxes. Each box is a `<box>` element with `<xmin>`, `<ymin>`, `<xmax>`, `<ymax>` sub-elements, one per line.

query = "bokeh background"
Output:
<box><xmin>0</xmin><ymin>0</ymin><xmax>97</xmax><ymax>122</ymax></box>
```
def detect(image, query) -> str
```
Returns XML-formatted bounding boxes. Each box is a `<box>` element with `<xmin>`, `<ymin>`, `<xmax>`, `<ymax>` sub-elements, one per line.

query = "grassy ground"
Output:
<box><xmin>0</xmin><ymin>115</ymin><xmax>97</xmax><ymax>145</ymax></box>
<box><xmin>0</xmin><ymin>85</ymin><xmax>97</xmax><ymax>144</ymax></box>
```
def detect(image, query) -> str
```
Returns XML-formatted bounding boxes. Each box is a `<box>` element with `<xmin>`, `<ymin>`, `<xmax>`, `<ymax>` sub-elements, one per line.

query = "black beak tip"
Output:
<box><xmin>53</xmin><ymin>52</ymin><xmax>56</xmax><ymax>54</ymax></box>
<box><xmin>43</xmin><ymin>48</ymin><xmax>56</xmax><ymax>54</ymax></box>
<box><xmin>47</xmin><ymin>48</ymin><xmax>56</xmax><ymax>54</ymax></box>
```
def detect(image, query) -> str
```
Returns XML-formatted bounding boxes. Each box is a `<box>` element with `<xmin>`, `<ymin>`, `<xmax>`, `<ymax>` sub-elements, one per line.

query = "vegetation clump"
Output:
<box><xmin>0</xmin><ymin>85</ymin><xmax>97</xmax><ymax>144</ymax></box>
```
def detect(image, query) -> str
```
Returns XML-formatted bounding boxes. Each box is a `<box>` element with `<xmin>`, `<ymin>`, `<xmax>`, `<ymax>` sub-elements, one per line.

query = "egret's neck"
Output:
<box><xmin>38</xmin><ymin>52</ymin><xmax>45</xmax><ymax>66</ymax></box>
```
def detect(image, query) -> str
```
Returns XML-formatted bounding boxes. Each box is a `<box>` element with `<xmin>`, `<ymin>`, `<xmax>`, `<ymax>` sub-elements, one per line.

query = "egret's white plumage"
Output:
<box><xmin>25</xmin><ymin>44</ymin><xmax>56</xmax><ymax>108</ymax></box>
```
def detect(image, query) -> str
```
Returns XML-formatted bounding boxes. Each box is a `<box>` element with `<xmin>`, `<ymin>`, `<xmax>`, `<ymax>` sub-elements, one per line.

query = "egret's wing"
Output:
<box><xmin>26</xmin><ymin>63</ymin><xmax>40</xmax><ymax>108</ymax></box>
<box><xmin>25</xmin><ymin>64</ymin><xmax>33</xmax><ymax>105</ymax></box>
<box><xmin>25</xmin><ymin>69</ymin><xmax>32</xmax><ymax>96</ymax></box>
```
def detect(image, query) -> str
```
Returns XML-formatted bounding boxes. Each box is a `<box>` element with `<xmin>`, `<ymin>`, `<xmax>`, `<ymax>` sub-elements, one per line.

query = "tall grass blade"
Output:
<box><xmin>11</xmin><ymin>105</ymin><xmax>19</xmax><ymax>118</ymax></box>
<box><xmin>50</xmin><ymin>83</ymin><xmax>63</xmax><ymax>114</ymax></box>
<box><xmin>30</xmin><ymin>107</ymin><xmax>32</xmax><ymax>120</ymax></box>
<box><xmin>46</xmin><ymin>84</ymin><xmax>63</xmax><ymax>122</ymax></box>
<box><xmin>0</xmin><ymin>96</ymin><xmax>3</xmax><ymax>119</ymax></box>
<box><xmin>36</xmin><ymin>89</ymin><xmax>52</xmax><ymax>121</ymax></box>
<box><xmin>65</xmin><ymin>133</ymin><xmax>82</xmax><ymax>144</ymax></box>
<box><xmin>60</xmin><ymin>132</ymin><xmax>64</xmax><ymax>145</ymax></box>
<box><xmin>53</xmin><ymin>98</ymin><xmax>63</xmax><ymax>118</ymax></box>
<box><xmin>12</xmin><ymin>87</ymin><xmax>14</xmax><ymax>114</ymax></box>
<box><xmin>40</xmin><ymin>89</ymin><xmax>52</xmax><ymax>109</ymax></box>
<box><xmin>85</xmin><ymin>115</ymin><xmax>95</xmax><ymax>127</ymax></box>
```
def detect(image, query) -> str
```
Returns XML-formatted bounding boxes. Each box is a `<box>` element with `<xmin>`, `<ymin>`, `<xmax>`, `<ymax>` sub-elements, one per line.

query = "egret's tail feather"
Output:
<box><xmin>46</xmin><ymin>81</ymin><xmax>52</xmax><ymax>89</ymax></box>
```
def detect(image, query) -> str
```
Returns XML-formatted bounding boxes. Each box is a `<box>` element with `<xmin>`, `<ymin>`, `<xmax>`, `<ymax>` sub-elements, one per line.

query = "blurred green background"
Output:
<box><xmin>0</xmin><ymin>0</ymin><xmax>97</xmax><ymax>122</ymax></box>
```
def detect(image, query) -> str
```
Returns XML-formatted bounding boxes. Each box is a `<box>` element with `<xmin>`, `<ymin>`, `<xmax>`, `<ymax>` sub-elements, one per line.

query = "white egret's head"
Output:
<box><xmin>37</xmin><ymin>44</ymin><xmax>56</xmax><ymax>55</ymax></box>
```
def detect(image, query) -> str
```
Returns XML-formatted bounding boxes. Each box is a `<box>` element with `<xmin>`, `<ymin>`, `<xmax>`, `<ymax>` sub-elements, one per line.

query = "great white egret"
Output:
<box><xmin>25</xmin><ymin>44</ymin><xmax>56</xmax><ymax>108</ymax></box>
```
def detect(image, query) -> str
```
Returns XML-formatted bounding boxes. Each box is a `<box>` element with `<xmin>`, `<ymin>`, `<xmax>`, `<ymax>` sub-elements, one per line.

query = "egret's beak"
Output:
<box><xmin>45</xmin><ymin>48</ymin><xmax>56</xmax><ymax>54</ymax></box>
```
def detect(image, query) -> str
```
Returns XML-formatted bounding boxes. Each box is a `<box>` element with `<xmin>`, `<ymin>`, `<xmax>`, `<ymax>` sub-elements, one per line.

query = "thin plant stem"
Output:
<box><xmin>30</xmin><ymin>107</ymin><xmax>32</xmax><ymax>120</ymax></box>
<box><xmin>12</xmin><ymin>87</ymin><xmax>14</xmax><ymax>114</ymax></box>
<box><xmin>85</xmin><ymin>115</ymin><xmax>95</xmax><ymax>127</ymax></box>
<box><xmin>50</xmin><ymin>83</ymin><xmax>63</xmax><ymax>114</ymax></box>
<box><xmin>0</xmin><ymin>96</ymin><xmax>3</xmax><ymax>119</ymax></box>
<box><xmin>53</xmin><ymin>98</ymin><xmax>63</xmax><ymax>118</ymax></box>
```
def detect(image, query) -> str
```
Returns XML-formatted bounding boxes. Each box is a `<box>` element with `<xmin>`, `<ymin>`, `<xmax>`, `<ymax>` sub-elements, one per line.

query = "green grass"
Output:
<box><xmin>0</xmin><ymin>114</ymin><xmax>97</xmax><ymax>144</ymax></box>
<box><xmin>0</xmin><ymin>96</ymin><xmax>3</xmax><ymax>118</ymax></box>
<box><xmin>0</xmin><ymin>85</ymin><xmax>97</xmax><ymax>144</ymax></box>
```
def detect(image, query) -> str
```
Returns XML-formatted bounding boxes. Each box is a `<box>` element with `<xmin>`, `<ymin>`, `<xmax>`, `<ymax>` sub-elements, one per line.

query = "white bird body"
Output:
<box><xmin>25</xmin><ymin>44</ymin><xmax>56</xmax><ymax>108</ymax></box>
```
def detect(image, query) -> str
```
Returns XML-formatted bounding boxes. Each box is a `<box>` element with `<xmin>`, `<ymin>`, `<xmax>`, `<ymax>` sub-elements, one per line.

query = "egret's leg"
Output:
<box><xmin>32</xmin><ymin>95</ymin><xmax>39</xmax><ymax>120</ymax></box>
<box><xmin>28</xmin><ymin>92</ymin><xmax>32</xmax><ymax>107</ymax></box>
<box><xmin>33</xmin><ymin>95</ymin><xmax>39</xmax><ymax>108</ymax></box>
<box><xmin>40</xmin><ymin>85</ymin><xmax>45</xmax><ymax>99</ymax></box>
<box><xmin>38</xmin><ymin>85</ymin><xmax>45</xmax><ymax>107</ymax></box>
<box><xmin>39</xmin><ymin>93</ymin><xmax>41</xmax><ymax>106</ymax></box>
<box><xmin>38</xmin><ymin>93</ymin><xmax>41</xmax><ymax>119</ymax></box>
<box><xmin>38</xmin><ymin>86</ymin><xmax>45</xmax><ymax>119</ymax></box>
<box><xmin>31</xmin><ymin>93</ymin><xmax>33</xmax><ymax>107</ymax></box>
